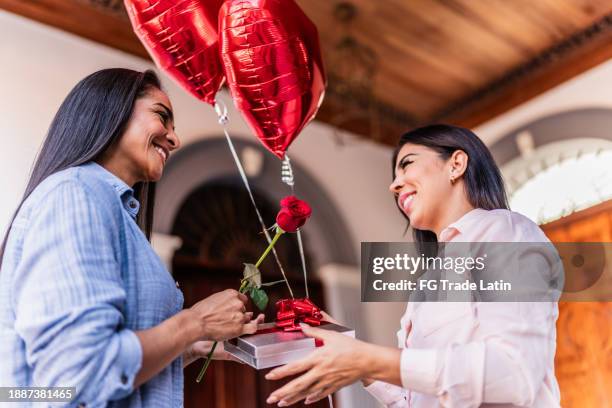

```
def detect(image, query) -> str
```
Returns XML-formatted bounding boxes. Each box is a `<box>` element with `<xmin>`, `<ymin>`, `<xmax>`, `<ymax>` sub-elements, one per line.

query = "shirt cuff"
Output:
<box><xmin>400</xmin><ymin>348</ymin><xmax>440</xmax><ymax>396</ymax></box>
<box><xmin>364</xmin><ymin>381</ymin><xmax>407</xmax><ymax>406</ymax></box>
<box><xmin>107</xmin><ymin>329</ymin><xmax>143</xmax><ymax>399</ymax></box>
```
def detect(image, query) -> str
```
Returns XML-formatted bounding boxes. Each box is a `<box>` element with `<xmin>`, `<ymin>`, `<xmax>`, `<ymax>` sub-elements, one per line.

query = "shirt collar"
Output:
<box><xmin>439</xmin><ymin>208</ymin><xmax>486</xmax><ymax>242</ymax></box>
<box><xmin>80</xmin><ymin>161</ymin><xmax>140</xmax><ymax>219</ymax></box>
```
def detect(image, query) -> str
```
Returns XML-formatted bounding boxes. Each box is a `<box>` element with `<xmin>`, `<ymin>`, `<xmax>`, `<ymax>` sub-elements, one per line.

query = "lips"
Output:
<box><xmin>398</xmin><ymin>191</ymin><xmax>416</xmax><ymax>213</ymax></box>
<box><xmin>152</xmin><ymin>142</ymin><xmax>169</xmax><ymax>163</ymax></box>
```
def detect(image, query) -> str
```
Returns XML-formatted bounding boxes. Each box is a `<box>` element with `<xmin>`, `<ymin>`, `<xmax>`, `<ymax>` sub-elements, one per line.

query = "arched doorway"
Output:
<box><xmin>153</xmin><ymin>137</ymin><xmax>357</xmax><ymax>267</ymax></box>
<box><xmin>154</xmin><ymin>137</ymin><xmax>357</xmax><ymax>407</ymax></box>
<box><xmin>172</xmin><ymin>181</ymin><xmax>328</xmax><ymax>407</ymax></box>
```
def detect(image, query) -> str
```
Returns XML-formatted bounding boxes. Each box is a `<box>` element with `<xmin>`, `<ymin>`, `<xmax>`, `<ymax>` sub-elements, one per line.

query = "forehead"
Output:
<box><xmin>139</xmin><ymin>87</ymin><xmax>172</xmax><ymax>109</ymax></box>
<box><xmin>395</xmin><ymin>143</ymin><xmax>431</xmax><ymax>162</ymax></box>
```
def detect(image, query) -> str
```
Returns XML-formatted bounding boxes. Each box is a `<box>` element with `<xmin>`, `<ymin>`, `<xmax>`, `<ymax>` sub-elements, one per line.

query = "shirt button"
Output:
<box><xmin>120</xmin><ymin>373</ymin><xmax>129</xmax><ymax>384</ymax></box>
<box><xmin>129</xmin><ymin>201</ymin><xmax>137</xmax><ymax>209</ymax></box>
<box><xmin>175</xmin><ymin>281</ymin><xmax>180</xmax><ymax>288</ymax></box>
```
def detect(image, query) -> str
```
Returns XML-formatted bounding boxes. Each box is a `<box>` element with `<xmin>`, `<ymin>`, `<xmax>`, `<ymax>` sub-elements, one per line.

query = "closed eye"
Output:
<box><xmin>156</xmin><ymin>110</ymin><xmax>169</xmax><ymax>126</ymax></box>
<box><xmin>396</xmin><ymin>153</ymin><xmax>417</xmax><ymax>171</ymax></box>
<box><xmin>399</xmin><ymin>159</ymin><xmax>413</xmax><ymax>170</ymax></box>
<box><xmin>153</xmin><ymin>103</ymin><xmax>174</xmax><ymax>129</ymax></box>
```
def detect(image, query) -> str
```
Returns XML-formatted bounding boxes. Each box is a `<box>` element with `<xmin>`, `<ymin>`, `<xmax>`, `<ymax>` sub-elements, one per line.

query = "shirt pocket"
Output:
<box><xmin>414</xmin><ymin>302</ymin><xmax>474</xmax><ymax>339</ymax></box>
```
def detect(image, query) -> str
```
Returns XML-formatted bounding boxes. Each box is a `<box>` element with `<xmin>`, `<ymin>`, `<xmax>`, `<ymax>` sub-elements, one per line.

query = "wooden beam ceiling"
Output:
<box><xmin>437</xmin><ymin>13</ymin><xmax>612</xmax><ymax>129</ymax></box>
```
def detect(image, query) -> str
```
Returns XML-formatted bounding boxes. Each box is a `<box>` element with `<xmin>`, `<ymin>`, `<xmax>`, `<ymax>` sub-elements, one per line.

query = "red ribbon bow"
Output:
<box><xmin>275</xmin><ymin>298</ymin><xmax>323</xmax><ymax>332</ymax></box>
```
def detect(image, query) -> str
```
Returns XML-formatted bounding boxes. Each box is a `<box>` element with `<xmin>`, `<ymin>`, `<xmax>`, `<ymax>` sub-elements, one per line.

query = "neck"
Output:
<box><xmin>431</xmin><ymin>185</ymin><xmax>474</xmax><ymax>238</ymax></box>
<box><xmin>96</xmin><ymin>156</ymin><xmax>138</xmax><ymax>187</ymax></box>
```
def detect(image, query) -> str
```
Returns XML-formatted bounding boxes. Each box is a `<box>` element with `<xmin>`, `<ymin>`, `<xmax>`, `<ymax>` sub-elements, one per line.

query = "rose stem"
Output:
<box><xmin>197</xmin><ymin>229</ymin><xmax>286</xmax><ymax>383</ymax></box>
<box><xmin>255</xmin><ymin>229</ymin><xmax>283</xmax><ymax>269</ymax></box>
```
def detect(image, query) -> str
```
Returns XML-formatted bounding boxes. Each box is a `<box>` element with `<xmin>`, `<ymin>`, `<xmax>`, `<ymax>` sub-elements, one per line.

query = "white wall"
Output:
<box><xmin>474</xmin><ymin>58</ymin><xmax>612</xmax><ymax>144</ymax></box>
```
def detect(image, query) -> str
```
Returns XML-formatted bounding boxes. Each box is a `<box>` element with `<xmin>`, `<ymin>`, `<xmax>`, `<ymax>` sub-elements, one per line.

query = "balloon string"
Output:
<box><xmin>215</xmin><ymin>100</ymin><xmax>294</xmax><ymax>299</ymax></box>
<box><xmin>281</xmin><ymin>155</ymin><xmax>309</xmax><ymax>298</ymax></box>
<box><xmin>297</xmin><ymin>230</ymin><xmax>309</xmax><ymax>299</ymax></box>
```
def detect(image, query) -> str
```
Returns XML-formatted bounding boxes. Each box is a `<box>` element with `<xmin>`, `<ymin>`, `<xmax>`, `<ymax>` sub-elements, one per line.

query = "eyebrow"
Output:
<box><xmin>396</xmin><ymin>153</ymin><xmax>417</xmax><ymax>169</ymax></box>
<box><xmin>154</xmin><ymin>103</ymin><xmax>174</xmax><ymax>122</ymax></box>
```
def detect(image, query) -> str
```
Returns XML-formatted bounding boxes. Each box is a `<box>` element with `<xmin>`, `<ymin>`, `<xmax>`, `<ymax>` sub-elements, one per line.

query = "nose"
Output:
<box><xmin>166</xmin><ymin>128</ymin><xmax>181</xmax><ymax>151</ymax></box>
<box><xmin>389</xmin><ymin>174</ymin><xmax>403</xmax><ymax>194</ymax></box>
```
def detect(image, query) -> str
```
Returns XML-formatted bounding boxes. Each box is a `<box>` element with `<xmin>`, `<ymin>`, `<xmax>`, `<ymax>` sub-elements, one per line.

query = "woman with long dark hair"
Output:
<box><xmin>265</xmin><ymin>125</ymin><xmax>560</xmax><ymax>407</ymax></box>
<box><xmin>0</xmin><ymin>68</ymin><xmax>260</xmax><ymax>407</ymax></box>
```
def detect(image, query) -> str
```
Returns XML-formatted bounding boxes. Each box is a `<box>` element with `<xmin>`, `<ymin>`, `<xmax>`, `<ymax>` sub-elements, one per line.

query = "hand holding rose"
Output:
<box><xmin>188</xmin><ymin>289</ymin><xmax>259</xmax><ymax>341</ymax></box>
<box><xmin>183</xmin><ymin>313</ymin><xmax>265</xmax><ymax>367</ymax></box>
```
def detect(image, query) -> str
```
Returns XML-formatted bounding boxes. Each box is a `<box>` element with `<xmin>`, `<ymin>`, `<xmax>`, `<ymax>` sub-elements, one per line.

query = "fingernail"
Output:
<box><xmin>265</xmin><ymin>372</ymin><xmax>275</xmax><ymax>379</ymax></box>
<box><xmin>278</xmin><ymin>401</ymin><xmax>288</xmax><ymax>407</ymax></box>
<box><xmin>266</xmin><ymin>396</ymin><xmax>278</xmax><ymax>404</ymax></box>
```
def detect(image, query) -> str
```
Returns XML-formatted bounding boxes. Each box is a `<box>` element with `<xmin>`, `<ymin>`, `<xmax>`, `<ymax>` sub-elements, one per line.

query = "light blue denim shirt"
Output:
<box><xmin>0</xmin><ymin>162</ymin><xmax>184</xmax><ymax>407</ymax></box>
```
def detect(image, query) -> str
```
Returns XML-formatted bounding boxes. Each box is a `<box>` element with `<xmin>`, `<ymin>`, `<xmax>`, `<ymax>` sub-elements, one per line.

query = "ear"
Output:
<box><xmin>449</xmin><ymin>150</ymin><xmax>468</xmax><ymax>180</ymax></box>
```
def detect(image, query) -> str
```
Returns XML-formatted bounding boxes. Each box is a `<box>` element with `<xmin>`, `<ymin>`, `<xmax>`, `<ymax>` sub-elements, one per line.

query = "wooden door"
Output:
<box><xmin>542</xmin><ymin>200</ymin><xmax>612</xmax><ymax>408</ymax></box>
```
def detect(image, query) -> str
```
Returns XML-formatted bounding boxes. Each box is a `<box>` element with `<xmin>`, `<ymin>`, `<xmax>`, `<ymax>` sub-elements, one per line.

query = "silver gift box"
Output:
<box><xmin>224</xmin><ymin>322</ymin><xmax>355</xmax><ymax>370</ymax></box>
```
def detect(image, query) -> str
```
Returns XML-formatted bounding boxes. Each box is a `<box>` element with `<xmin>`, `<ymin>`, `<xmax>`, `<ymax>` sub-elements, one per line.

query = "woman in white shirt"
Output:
<box><xmin>265</xmin><ymin>124</ymin><xmax>561</xmax><ymax>407</ymax></box>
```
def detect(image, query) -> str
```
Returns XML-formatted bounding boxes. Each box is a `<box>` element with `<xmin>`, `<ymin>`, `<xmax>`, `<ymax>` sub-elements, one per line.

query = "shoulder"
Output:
<box><xmin>19</xmin><ymin>167</ymin><xmax>121</xmax><ymax>221</ymax></box>
<box><xmin>473</xmin><ymin>208</ymin><xmax>549</xmax><ymax>242</ymax></box>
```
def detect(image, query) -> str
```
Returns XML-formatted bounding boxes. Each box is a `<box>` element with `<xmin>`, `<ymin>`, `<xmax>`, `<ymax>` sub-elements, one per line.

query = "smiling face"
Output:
<box><xmin>389</xmin><ymin>143</ymin><xmax>461</xmax><ymax>233</ymax></box>
<box><xmin>99</xmin><ymin>87</ymin><xmax>180</xmax><ymax>186</ymax></box>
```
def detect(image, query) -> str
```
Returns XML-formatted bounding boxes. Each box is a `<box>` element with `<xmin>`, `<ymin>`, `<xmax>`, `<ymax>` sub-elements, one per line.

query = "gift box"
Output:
<box><xmin>224</xmin><ymin>322</ymin><xmax>355</xmax><ymax>370</ymax></box>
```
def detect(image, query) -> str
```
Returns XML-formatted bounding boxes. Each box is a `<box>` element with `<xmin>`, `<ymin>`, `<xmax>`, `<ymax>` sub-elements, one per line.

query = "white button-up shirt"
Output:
<box><xmin>366</xmin><ymin>208</ymin><xmax>561</xmax><ymax>407</ymax></box>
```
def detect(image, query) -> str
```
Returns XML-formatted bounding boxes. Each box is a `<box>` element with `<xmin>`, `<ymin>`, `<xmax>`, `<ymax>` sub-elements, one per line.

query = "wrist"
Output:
<box><xmin>358</xmin><ymin>342</ymin><xmax>380</xmax><ymax>378</ymax></box>
<box><xmin>182</xmin><ymin>346</ymin><xmax>194</xmax><ymax>368</ymax></box>
<box><xmin>175</xmin><ymin>309</ymin><xmax>201</xmax><ymax>347</ymax></box>
<box><xmin>360</xmin><ymin>343</ymin><xmax>402</xmax><ymax>384</ymax></box>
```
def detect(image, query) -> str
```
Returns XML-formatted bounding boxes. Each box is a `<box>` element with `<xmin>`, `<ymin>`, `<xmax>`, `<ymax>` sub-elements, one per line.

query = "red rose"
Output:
<box><xmin>275</xmin><ymin>196</ymin><xmax>312</xmax><ymax>233</ymax></box>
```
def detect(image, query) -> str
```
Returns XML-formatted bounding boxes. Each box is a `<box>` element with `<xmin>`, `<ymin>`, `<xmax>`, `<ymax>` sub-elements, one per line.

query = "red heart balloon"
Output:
<box><xmin>219</xmin><ymin>0</ymin><xmax>326</xmax><ymax>159</ymax></box>
<box><xmin>124</xmin><ymin>0</ymin><xmax>225</xmax><ymax>105</ymax></box>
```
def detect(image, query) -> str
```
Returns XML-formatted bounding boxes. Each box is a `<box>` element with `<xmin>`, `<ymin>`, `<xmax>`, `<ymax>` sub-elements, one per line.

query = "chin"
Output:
<box><xmin>410</xmin><ymin>221</ymin><xmax>425</xmax><ymax>231</ymax></box>
<box><xmin>407</xmin><ymin>213</ymin><xmax>425</xmax><ymax>231</ymax></box>
<box><xmin>145</xmin><ymin>168</ymin><xmax>164</xmax><ymax>182</ymax></box>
